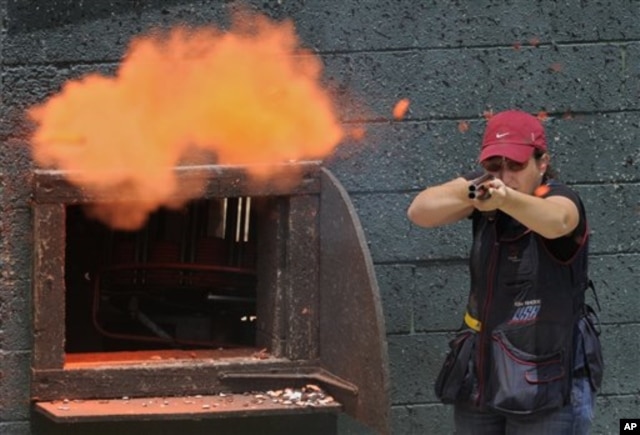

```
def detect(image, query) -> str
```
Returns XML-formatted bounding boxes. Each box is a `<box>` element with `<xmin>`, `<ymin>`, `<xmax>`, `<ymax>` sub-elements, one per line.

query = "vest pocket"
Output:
<box><xmin>434</xmin><ymin>329</ymin><xmax>476</xmax><ymax>403</ymax></box>
<box><xmin>486</xmin><ymin>330</ymin><xmax>568</xmax><ymax>415</ymax></box>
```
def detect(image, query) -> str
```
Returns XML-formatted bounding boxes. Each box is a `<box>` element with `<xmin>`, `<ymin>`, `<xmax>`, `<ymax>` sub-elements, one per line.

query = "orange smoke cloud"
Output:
<box><xmin>28</xmin><ymin>11</ymin><xmax>344</xmax><ymax>230</ymax></box>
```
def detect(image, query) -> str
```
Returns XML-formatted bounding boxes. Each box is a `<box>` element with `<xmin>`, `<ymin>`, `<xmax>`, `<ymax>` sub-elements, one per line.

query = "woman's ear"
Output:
<box><xmin>538</xmin><ymin>153</ymin><xmax>550</xmax><ymax>174</ymax></box>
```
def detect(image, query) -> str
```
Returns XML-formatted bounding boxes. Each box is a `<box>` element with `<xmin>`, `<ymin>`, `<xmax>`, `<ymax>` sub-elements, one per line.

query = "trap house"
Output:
<box><xmin>26</xmin><ymin>14</ymin><xmax>390</xmax><ymax>435</ymax></box>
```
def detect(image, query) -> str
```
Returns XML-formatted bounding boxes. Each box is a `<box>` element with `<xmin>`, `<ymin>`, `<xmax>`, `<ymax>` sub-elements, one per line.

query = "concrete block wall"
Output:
<box><xmin>1</xmin><ymin>1</ymin><xmax>638</xmax><ymax>434</ymax></box>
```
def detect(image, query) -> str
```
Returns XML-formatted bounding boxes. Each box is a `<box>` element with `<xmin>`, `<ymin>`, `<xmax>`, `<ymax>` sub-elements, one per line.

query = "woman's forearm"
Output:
<box><xmin>407</xmin><ymin>177</ymin><xmax>475</xmax><ymax>227</ymax></box>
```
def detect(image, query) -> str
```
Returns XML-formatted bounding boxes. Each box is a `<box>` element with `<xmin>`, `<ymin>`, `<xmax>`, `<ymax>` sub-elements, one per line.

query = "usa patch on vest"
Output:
<box><xmin>508</xmin><ymin>300</ymin><xmax>541</xmax><ymax>324</ymax></box>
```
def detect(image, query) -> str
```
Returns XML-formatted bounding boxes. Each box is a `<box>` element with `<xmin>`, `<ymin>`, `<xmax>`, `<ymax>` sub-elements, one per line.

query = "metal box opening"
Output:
<box><xmin>31</xmin><ymin>163</ymin><xmax>390</xmax><ymax>434</ymax></box>
<box><xmin>65</xmin><ymin>198</ymin><xmax>258</xmax><ymax>356</ymax></box>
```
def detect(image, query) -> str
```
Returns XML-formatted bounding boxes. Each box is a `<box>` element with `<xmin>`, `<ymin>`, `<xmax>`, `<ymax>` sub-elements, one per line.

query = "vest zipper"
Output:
<box><xmin>475</xmin><ymin>235</ymin><xmax>500</xmax><ymax>408</ymax></box>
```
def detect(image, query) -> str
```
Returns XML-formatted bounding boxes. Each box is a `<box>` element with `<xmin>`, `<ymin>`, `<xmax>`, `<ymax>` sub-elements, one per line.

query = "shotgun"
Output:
<box><xmin>468</xmin><ymin>173</ymin><xmax>494</xmax><ymax>200</ymax></box>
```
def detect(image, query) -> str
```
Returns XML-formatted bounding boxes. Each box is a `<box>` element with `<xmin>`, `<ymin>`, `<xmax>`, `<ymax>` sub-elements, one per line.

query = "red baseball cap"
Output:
<box><xmin>479</xmin><ymin>110</ymin><xmax>547</xmax><ymax>163</ymax></box>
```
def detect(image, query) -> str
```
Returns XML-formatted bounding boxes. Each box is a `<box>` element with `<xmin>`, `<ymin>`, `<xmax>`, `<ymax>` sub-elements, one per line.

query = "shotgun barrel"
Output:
<box><xmin>468</xmin><ymin>173</ymin><xmax>494</xmax><ymax>200</ymax></box>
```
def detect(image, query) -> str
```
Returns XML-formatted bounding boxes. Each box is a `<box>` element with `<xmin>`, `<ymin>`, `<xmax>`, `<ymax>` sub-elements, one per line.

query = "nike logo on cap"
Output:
<box><xmin>496</xmin><ymin>132</ymin><xmax>510</xmax><ymax>138</ymax></box>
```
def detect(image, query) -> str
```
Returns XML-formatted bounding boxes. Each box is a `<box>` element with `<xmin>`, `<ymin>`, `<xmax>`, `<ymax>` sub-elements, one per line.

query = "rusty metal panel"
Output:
<box><xmin>28</xmin><ymin>162</ymin><xmax>387</xmax><ymax>435</ymax></box>
<box><xmin>218</xmin><ymin>366</ymin><xmax>357</xmax><ymax>398</ymax></box>
<box><xmin>318</xmin><ymin>168</ymin><xmax>391</xmax><ymax>435</ymax></box>
<box><xmin>32</xmin><ymin>203</ymin><xmax>66</xmax><ymax>370</ymax></box>
<box><xmin>33</xmin><ymin>162</ymin><xmax>322</xmax><ymax>203</ymax></box>
<box><xmin>254</xmin><ymin>194</ymin><xmax>320</xmax><ymax>360</ymax></box>
<box><xmin>32</xmin><ymin>359</ymin><xmax>299</xmax><ymax>401</ymax></box>
<box><xmin>254</xmin><ymin>196</ymin><xmax>286</xmax><ymax>355</ymax></box>
<box><xmin>285</xmin><ymin>194</ymin><xmax>320</xmax><ymax>360</ymax></box>
<box><xmin>34</xmin><ymin>390</ymin><xmax>341</xmax><ymax>423</ymax></box>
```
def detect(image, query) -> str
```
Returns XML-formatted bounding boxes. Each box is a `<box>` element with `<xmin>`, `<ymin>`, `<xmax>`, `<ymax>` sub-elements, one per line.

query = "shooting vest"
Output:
<box><xmin>465</xmin><ymin>199</ymin><xmax>589</xmax><ymax>415</ymax></box>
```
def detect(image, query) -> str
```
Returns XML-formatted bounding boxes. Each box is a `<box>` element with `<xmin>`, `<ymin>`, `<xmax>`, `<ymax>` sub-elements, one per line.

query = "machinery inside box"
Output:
<box><xmin>65</xmin><ymin>197</ymin><xmax>259</xmax><ymax>353</ymax></box>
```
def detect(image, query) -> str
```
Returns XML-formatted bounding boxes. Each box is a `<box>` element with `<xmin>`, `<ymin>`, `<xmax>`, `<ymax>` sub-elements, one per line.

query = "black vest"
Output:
<box><xmin>466</xmin><ymin>201</ymin><xmax>589</xmax><ymax>414</ymax></box>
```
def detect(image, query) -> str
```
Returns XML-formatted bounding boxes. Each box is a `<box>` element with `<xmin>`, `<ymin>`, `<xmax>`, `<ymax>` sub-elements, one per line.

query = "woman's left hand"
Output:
<box><xmin>473</xmin><ymin>177</ymin><xmax>509</xmax><ymax>211</ymax></box>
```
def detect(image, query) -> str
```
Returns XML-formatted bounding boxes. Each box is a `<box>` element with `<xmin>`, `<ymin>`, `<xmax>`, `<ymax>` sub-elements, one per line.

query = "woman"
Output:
<box><xmin>407</xmin><ymin>110</ymin><xmax>603</xmax><ymax>434</ymax></box>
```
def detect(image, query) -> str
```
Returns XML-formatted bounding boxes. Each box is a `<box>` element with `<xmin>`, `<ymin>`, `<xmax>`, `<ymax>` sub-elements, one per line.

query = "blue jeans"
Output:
<box><xmin>454</xmin><ymin>376</ymin><xmax>595</xmax><ymax>435</ymax></box>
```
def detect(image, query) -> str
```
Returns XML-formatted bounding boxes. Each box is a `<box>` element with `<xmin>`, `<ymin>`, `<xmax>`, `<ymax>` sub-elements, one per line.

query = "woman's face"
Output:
<box><xmin>481</xmin><ymin>153</ymin><xmax>549</xmax><ymax>195</ymax></box>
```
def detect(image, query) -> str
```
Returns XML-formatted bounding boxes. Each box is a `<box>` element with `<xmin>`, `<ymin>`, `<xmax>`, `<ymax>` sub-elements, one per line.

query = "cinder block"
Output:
<box><xmin>376</xmin><ymin>264</ymin><xmax>414</xmax><ymax>334</ymax></box>
<box><xmin>0</xmin><ymin>422</ymin><xmax>31</xmax><ymax>435</ymax></box>
<box><xmin>0</xmin><ymin>351</ymin><xmax>31</xmax><ymax>421</ymax></box>
<box><xmin>0</xmin><ymin>139</ymin><xmax>33</xmax><ymax>208</ymax></box>
<box><xmin>0</xmin><ymin>280</ymin><xmax>32</xmax><ymax>351</ymax></box>
<box><xmin>327</xmin><ymin>120</ymin><xmax>484</xmax><ymax>193</ymax></box>
<box><xmin>598</xmin><ymin>324</ymin><xmax>640</xmax><ymax>396</ymax></box>
<box><xmin>387</xmin><ymin>333</ymin><xmax>449</xmax><ymax>404</ymax></box>
<box><xmin>391</xmin><ymin>403</ymin><xmax>453</xmax><ymax>435</ymax></box>
<box><xmin>589</xmin><ymin>254</ymin><xmax>640</xmax><ymax>324</ymax></box>
<box><xmin>0</xmin><ymin>207</ymin><xmax>33</xmax><ymax>283</ymax></box>
<box><xmin>0</xmin><ymin>65</ymin><xmax>116</xmax><ymax>142</ymax></box>
<box><xmin>351</xmin><ymin>192</ymin><xmax>471</xmax><ymax>263</ymax></box>
<box><xmin>592</xmin><ymin>394</ymin><xmax>640</xmax><ymax>435</ymax></box>
<box><xmin>576</xmin><ymin>184</ymin><xmax>640</xmax><ymax>254</ymax></box>
<box><xmin>414</xmin><ymin>262</ymin><xmax>469</xmax><ymax>332</ymax></box>
<box><xmin>546</xmin><ymin>113</ymin><xmax>640</xmax><ymax>184</ymax></box>
<box><xmin>323</xmin><ymin>44</ymin><xmax>630</xmax><ymax>122</ymax></box>
<box><xmin>3</xmin><ymin>1</ymin><xmax>230</xmax><ymax>65</ymax></box>
<box><xmin>295</xmin><ymin>1</ymin><xmax>640</xmax><ymax>52</ymax></box>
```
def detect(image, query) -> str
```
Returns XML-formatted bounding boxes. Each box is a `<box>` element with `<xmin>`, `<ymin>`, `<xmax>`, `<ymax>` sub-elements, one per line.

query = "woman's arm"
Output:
<box><xmin>407</xmin><ymin>177</ymin><xmax>475</xmax><ymax>228</ymax></box>
<box><xmin>475</xmin><ymin>178</ymin><xmax>580</xmax><ymax>239</ymax></box>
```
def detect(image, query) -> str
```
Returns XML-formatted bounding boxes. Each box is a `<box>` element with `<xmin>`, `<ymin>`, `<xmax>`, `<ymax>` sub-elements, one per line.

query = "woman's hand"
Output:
<box><xmin>472</xmin><ymin>177</ymin><xmax>509</xmax><ymax>211</ymax></box>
